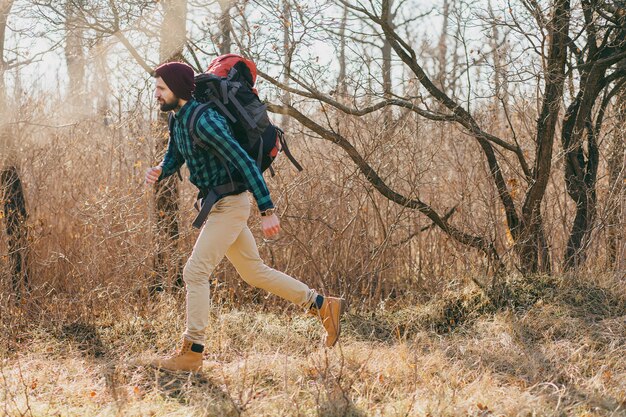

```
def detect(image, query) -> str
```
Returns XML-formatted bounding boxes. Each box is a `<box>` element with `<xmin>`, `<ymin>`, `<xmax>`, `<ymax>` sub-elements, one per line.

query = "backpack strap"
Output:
<box><xmin>226</xmin><ymin>66</ymin><xmax>238</xmax><ymax>82</ymax></box>
<box><xmin>191</xmin><ymin>182</ymin><xmax>245</xmax><ymax>229</ymax></box>
<box><xmin>214</xmin><ymin>78</ymin><xmax>259</xmax><ymax>129</ymax></box>
<box><xmin>167</xmin><ymin>112</ymin><xmax>183</xmax><ymax>181</ymax></box>
<box><xmin>168</xmin><ymin>112</ymin><xmax>175</xmax><ymax>135</ymax></box>
<box><xmin>186</xmin><ymin>102</ymin><xmax>212</xmax><ymax>151</ymax></box>
<box><xmin>226</xmin><ymin>87</ymin><xmax>259</xmax><ymax>129</ymax></box>
<box><xmin>277</xmin><ymin>127</ymin><xmax>303</xmax><ymax>171</ymax></box>
<box><xmin>221</xmin><ymin>80</ymin><xmax>230</xmax><ymax>105</ymax></box>
<box><xmin>209</xmin><ymin>97</ymin><xmax>237</xmax><ymax>122</ymax></box>
<box><xmin>186</xmin><ymin>103</ymin><xmax>234</xmax><ymax>183</ymax></box>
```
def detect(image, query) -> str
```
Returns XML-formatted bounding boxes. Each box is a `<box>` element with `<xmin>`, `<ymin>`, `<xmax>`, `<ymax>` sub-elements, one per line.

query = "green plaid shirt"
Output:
<box><xmin>158</xmin><ymin>100</ymin><xmax>274</xmax><ymax>211</ymax></box>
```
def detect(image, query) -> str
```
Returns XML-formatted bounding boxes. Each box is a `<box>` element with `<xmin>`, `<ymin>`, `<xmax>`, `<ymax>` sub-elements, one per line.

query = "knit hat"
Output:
<box><xmin>154</xmin><ymin>62</ymin><xmax>195</xmax><ymax>100</ymax></box>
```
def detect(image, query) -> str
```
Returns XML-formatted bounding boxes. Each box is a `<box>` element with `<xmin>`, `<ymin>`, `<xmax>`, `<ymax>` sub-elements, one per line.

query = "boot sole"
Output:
<box><xmin>153</xmin><ymin>364</ymin><xmax>203</xmax><ymax>374</ymax></box>
<box><xmin>150</xmin><ymin>360</ymin><xmax>203</xmax><ymax>373</ymax></box>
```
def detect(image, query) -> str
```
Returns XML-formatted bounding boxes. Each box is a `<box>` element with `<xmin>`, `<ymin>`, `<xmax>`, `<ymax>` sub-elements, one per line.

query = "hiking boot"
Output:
<box><xmin>151</xmin><ymin>339</ymin><xmax>203</xmax><ymax>372</ymax></box>
<box><xmin>310</xmin><ymin>297</ymin><xmax>345</xmax><ymax>347</ymax></box>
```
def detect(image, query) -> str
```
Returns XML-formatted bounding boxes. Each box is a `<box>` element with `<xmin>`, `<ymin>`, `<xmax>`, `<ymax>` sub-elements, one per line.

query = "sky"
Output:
<box><xmin>4</xmin><ymin>0</ymin><xmax>513</xmax><ymax>117</ymax></box>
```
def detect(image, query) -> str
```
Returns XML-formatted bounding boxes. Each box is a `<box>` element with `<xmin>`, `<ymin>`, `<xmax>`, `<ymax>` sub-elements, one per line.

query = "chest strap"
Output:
<box><xmin>191</xmin><ymin>182</ymin><xmax>246</xmax><ymax>229</ymax></box>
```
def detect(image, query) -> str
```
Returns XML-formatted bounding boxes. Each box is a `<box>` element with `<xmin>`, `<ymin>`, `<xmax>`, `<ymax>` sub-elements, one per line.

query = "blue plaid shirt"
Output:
<box><xmin>158</xmin><ymin>100</ymin><xmax>274</xmax><ymax>211</ymax></box>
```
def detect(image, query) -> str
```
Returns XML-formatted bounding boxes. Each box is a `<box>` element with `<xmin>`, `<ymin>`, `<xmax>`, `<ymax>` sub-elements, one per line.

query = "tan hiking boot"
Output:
<box><xmin>151</xmin><ymin>339</ymin><xmax>203</xmax><ymax>372</ymax></box>
<box><xmin>310</xmin><ymin>297</ymin><xmax>345</xmax><ymax>347</ymax></box>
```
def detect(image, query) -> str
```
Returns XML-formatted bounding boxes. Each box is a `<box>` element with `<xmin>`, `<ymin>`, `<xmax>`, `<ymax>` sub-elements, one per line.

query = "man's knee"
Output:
<box><xmin>183</xmin><ymin>258</ymin><xmax>212</xmax><ymax>284</ymax></box>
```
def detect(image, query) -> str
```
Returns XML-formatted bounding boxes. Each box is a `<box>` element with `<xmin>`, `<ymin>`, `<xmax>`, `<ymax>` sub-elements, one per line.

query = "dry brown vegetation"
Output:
<box><xmin>1</xmin><ymin>110</ymin><xmax>625</xmax><ymax>415</ymax></box>
<box><xmin>1</xmin><ymin>273</ymin><xmax>624</xmax><ymax>416</ymax></box>
<box><xmin>1</xmin><ymin>0</ymin><xmax>626</xmax><ymax>415</ymax></box>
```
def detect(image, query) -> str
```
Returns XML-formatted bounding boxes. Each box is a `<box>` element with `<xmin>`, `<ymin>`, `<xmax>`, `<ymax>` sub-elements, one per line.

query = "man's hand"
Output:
<box><xmin>145</xmin><ymin>166</ymin><xmax>162</xmax><ymax>185</ymax></box>
<box><xmin>261</xmin><ymin>213</ymin><xmax>280</xmax><ymax>238</ymax></box>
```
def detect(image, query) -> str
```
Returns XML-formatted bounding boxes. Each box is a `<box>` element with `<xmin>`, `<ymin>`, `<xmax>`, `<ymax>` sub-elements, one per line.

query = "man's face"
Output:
<box><xmin>155</xmin><ymin>77</ymin><xmax>179</xmax><ymax>112</ymax></box>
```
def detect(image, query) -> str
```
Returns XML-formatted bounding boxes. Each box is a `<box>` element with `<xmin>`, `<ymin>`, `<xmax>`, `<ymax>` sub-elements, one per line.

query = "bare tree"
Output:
<box><xmin>252</xmin><ymin>0</ymin><xmax>625</xmax><ymax>279</ymax></box>
<box><xmin>217</xmin><ymin>0</ymin><xmax>233</xmax><ymax>55</ymax></box>
<box><xmin>32</xmin><ymin>0</ymin><xmax>192</xmax><ymax>290</ymax></box>
<box><xmin>436</xmin><ymin>0</ymin><xmax>450</xmax><ymax>90</ymax></box>
<box><xmin>1</xmin><ymin>166</ymin><xmax>30</xmax><ymax>299</ymax></box>
<box><xmin>281</xmin><ymin>0</ymin><xmax>292</xmax><ymax>130</ymax></box>
<box><xmin>381</xmin><ymin>0</ymin><xmax>395</xmax><ymax>128</ymax></box>
<box><xmin>606</xmin><ymin>87</ymin><xmax>625</xmax><ymax>271</ymax></box>
<box><xmin>336</xmin><ymin>1</ymin><xmax>348</xmax><ymax>97</ymax></box>
<box><xmin>0</xmin><ymin>0</ymin><xmax>30</xmax><ymax>299</ymax></box>
<box><xmin>515</xmin><ymin>0</ymin><xmax>570</xmax><ymax>274</ymax></box>
<box><xmin>257</xmin><ymin>0</ymin><xmax>572</xmax><ymax>276</ymax></box>
<box><xmin>92</xmin><ymin>35</ymin><xmax>111</xmax><ymax>120</ymax></box>
<box><xmin>0</xmin><ymin>0</ymin><xmax>13</xmax><ymax>106</ymax></box>
<box><xmin>64</xmin><ymin>0</ymin><xmax>86</xmax><ymax>109</ymax></box>
<box><xmin>152</xmin><ymin>0</ymin><xmax>188</xmax><ymax>291</ymax></box>
<box><xmin>559</xmin><ymin>1</ymin><xmax>626</xmax><ymax>270</ymax></box>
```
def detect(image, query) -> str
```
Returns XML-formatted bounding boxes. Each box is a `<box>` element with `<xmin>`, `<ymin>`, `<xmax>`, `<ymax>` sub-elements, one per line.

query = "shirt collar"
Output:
<box><xmin>174</xmin><ymin>100</ymin><xmax>194</xmax><ymax>120</ymax></box>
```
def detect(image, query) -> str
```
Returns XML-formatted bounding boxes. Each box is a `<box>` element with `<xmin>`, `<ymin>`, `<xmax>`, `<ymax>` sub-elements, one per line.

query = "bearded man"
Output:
<box><xmin>145</xmin><ymin>62</ymin><xmax>344</xmax><ymax>372</ymax></box>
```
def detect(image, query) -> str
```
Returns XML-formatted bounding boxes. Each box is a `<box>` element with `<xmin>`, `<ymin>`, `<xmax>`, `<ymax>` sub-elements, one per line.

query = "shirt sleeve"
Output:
<box><xmin>194</xmin><ymin>109</ymin><xmax>274</xmax><ymax>211</ymax></box>
<box><xmin>158</xmin><ymin>135</ymin><xmax>185</xmax><ymax>180</ymax></box>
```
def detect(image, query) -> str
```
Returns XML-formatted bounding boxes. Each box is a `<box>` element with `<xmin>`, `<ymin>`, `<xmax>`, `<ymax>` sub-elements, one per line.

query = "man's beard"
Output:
<box><xmin>160</xmin><ymin>98</ymin><xmax>179</xmax><ymax>112</ymax></box>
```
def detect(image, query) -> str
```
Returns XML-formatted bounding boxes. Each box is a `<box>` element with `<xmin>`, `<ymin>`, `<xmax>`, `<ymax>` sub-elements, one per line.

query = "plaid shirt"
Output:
<box><xmin>158</xmin><ymin>100</ymin><xmax>274</xmax><ymax>211</ymax></box>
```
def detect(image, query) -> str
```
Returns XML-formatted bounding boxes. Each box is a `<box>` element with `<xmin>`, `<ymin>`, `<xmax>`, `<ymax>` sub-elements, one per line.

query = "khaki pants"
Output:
<box><xmin>182</xmin><ymin>192</ymin><xmax>317</xmax><ymax>344</ymax></box>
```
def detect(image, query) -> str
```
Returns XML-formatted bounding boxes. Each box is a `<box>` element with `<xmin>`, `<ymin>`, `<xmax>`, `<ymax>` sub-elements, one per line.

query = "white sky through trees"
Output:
<box><xmin>7</xmin><ymin>0</ymin><xmax>524</xmax><ymax>120</ymax></box>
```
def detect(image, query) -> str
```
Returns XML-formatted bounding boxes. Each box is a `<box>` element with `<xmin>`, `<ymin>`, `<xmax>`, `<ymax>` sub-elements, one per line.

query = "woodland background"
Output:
<box><xmin>0</xmin><ymin>0</ymin><xmax>624</xmax><ymax>416</ymax></box>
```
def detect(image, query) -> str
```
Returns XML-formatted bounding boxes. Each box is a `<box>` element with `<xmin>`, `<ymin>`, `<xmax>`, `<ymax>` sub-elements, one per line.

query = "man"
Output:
<box><xmin>145</xmin><ymin>61</ymin><xmax>344</xmax><ymax>372</ymax></box>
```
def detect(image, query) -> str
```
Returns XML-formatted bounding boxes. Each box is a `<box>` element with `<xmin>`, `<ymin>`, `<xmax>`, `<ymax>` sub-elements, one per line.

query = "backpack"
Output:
<box><xmin>188</xmin><ymin>54</ymin><xmax>302</xmax><ymax>176</ymax></box>
<box><xmin>170</xmin><ymin>54</ymin><xmax>304</xmax><ymax>228</ymax></box>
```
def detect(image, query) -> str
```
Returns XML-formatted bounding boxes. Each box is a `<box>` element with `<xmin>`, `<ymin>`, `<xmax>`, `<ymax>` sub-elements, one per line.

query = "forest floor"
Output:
<box><xmin>1</xmin><ymin>274</ymin><xmax>625</xmax><ymax>417</ymax></box>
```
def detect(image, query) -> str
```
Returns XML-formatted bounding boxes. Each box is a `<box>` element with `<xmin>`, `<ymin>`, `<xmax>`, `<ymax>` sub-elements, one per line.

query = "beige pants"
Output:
<box><xmin>182</xmin><ymin>192</ymin><xmax>317</xmax><ymax>344</ymax></box>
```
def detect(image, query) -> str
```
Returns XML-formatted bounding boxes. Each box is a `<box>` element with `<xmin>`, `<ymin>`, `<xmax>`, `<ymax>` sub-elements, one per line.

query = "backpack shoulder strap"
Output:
<box><xmin>277</xmin><ymin>127</ymin><xmax>303</xmax><ymax>171</ymax></box>
<box><xmin>223</xmin><ymin>81</ymin><xmax>260</xmax><ymax>129</ymax></box>
<box><xmin>167</xmin><ymin>112</ymin><xmax>183</xmax><ymax>181</ymax></box>
<box><xmin>186</xmin><ymin>103</ymin><xmax>235</xmax><ymax>184</ymax></box>
<box><xmin>186</xmin><ymin>102</ymin><xmax>213</xmax><ymax>150</ymax></box>
<box><xmin>168</xmin><ymin>112</ymin><xmax>175</xmax><ymax>137</ymax></box>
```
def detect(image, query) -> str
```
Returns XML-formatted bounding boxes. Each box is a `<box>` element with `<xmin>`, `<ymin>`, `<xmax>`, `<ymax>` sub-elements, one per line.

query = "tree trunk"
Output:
<box><xmin>381</xmin><ymin>0</ymin><xmax>394</xmax><ymax>128</ymax></box>
<box><xmin>488</xmin><ymin>0</ymin><xmax>509</xmax><ymax>126</ymax></box>
<box><xmin>1</xmin><ymin>166</ymin><xmax>30</xmax><ymax>299</ymax></box>
<box><xmin>607</xmin><ymin>88</ymin><xmax>625</xmax><ymax>270</ymax></box>
<box><xmin>518</xmin><ymin>0</ymin><xmax>570</xmax><ymax>275</ymax></box>
<box><xmin>0</xmin><ymin>0</ymin><xmax>14</xmax><ymax>110</ymax></box>
<box><xmin>152</xmin><ymin>0</ymin><xmax>188</xmax><ymax>292</ymax></box>
<box><xmin>282</xmin><ymin>0</ymin><xmax>291</xmax><ymax>130</ymax></box>
<box><xmin>93</xmin><ymin>36</ymin><xmax>111</xmax><ymax>123</ymax></box>
<box><xmin>436</xmin><ymin>0</ymin><xmax>449</xmax><ymax>91</ymax></box>
<box><xmin>153</xmin><ymin>175</ymin><xmax>182</xmax><ymax>291</ymax></box>
<box><xmin>160</xmin><ymin>0</ymin><xmax>187</xmax><ymax>63</ymax></box>
<box><xmin>64</xmin><ymin>0</ymin><xmax>86</xmax><ymax>111</ymax></box>
<box><xmin>218</xmin><ymin>0</ymin><xmax>232</xmax><ymax>55</ymax></box>
<box><xmin>336</xmin><ymin>2</ymin><xmax>348</xmax><ymax>99</ymax></box>
<box><xmin>562</xmin><ymin>73</ymin><xmax>604</xmax><ymax>270</ymax></box>
<box><xmin>0</xmin><ymin>1</ymin><xmax>26</xmax><ymax>300</ymax></box>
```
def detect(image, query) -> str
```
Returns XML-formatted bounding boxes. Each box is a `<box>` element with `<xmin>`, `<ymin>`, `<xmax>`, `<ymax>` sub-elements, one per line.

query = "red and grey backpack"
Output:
<box><xmin>187</xmin><ymin>54</ymin><xmax>302</xmax><ymax>175</ymax></box>
<box><xmin>177</xmin><ymin>54</ymin><xmax>303</xmax><ymax>228</ymax></box>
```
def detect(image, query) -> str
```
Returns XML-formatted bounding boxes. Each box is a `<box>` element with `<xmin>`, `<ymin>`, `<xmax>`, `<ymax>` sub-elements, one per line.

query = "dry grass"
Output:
<box><xmin>1</xmin><ymin>274</ymin><xmax>624</xmax><ymax>417</ymax></box>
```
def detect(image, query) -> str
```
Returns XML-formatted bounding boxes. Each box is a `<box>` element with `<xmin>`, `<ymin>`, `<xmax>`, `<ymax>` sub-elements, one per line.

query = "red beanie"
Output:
<box><xmin>154</xmin><ymin>62</ymin><xmax>195</xmax><ymax>100</ymax></box>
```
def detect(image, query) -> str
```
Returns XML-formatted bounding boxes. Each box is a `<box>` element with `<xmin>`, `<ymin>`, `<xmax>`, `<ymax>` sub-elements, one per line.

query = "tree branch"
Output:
<box><xmin>258</xmin><ymin>69</ymin><xmax>456</xmax><ymax>121</ymax></box>
<box><xmin>268</xmin><ymin>102</ymin><xmax>503</xmax><ymax>267</ymax></box>
<box><xmin>114</xmin><ymin>30</ymin><xmax>154</xmax><ymax>75</ymax></box>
